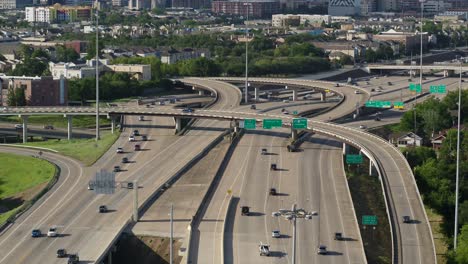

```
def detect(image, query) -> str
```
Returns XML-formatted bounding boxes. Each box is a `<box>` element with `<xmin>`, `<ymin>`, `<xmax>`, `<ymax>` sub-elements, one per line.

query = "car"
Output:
<box><xmin>335</xmin><ymin>83</ymin><xmax>340</xmax><ymax>87</ymax></box>
<box><xmin>146</xmin><ymin>104</ymin><xmax>151</xmax><ymax>108</ymax></box>
<box><xmin>311</xmin><ymin>211</ymin><xmax>318</xmax><ymax>216</ymax></box>
<box><xmin>374</xmin><ymin>117</ymin><xmax>381</xmax><ymax>121</ymax></box>
<box><xmin>182</xmin><ymin>108</ymin><xmax>194</xmax><ymax>113</ymax></box>
<box><xmin>141</xmin><ymin>135</ymin><xmax>148</xmax><ymax>141</ymax></box>
<box><xmin>151</xmin><ymin>101</ymin><xmax>156</xmax><ymax>105</ymax></box>
<box><xmin>261</xmin><ymin>148</ymin><xmax>267</xmax><ymax>155</ymax></box>
<box><xmin>159</xmin><ymin>101</ymin><xmax>165</xmax><ymax>105</ymax></box>
<box><xmin>31</xmin><ymin>229</ymin><xmax>41</xmax><ymax>237</ymax></box>
<box><xmin>14</xmin><ymin>124</ymin><xmax>23</xmax><ymax>129</ymax></box>
<box><xmin>128</xmin><ymin>135</ymin><xmax>135</xmax><ymax>142</ymax></box>
<box><xmin>133</xmin><ymin>130</ymin><xmax>140</xmax><ymax>136</ymax></box>
<box><xmin>305</xmin><ymin>214</ymin><xmax>313</xmax><ymax>220</ymax></box>
<box><xmin>67</xmin><ymin>254</ymin><xmax>79</xmax><ymax>264</ymax></box>
<box><xmin>99</xmin><ymin>205</ymin><xmax>108</xmax><ymax>213</ymax></box>
<box><xmin>116</xmin><ymin>147</ymin><xmax>123</xmax><ymax>153</ymax></box>
<box><xmin>408</xmin><ymin>78</ymin><xmax>413</xmax><ymax>82</ymax></box>
<box><xmin>47</xmin><ymin>227</ymin><xmax>58</xmax><ymax>237</ymax></box>
<box><xmin>281</xmin><ymin>108</ymin><xmax>286</xmax><ymax>112</ymax></box>
<box><xmin>250</xmin><ymin>104</ymin><xmax>256</xmax><ymax>110</ymax></box>
<box><xmin>57</xmin><ymin>249</ymin><xmax>67</xmax><ymax>258</ymax></box>
<box><xmin>317</xmin><ymin>245</ymin><xmax>327</xmax><ymax>255</ymax></box>
<box><xmin>169</xmin><ymin>99</ymin><xmax>176</xmax><ymax>104</ymax></box>
<box><xmin>122</xmin><ymin>157</ymin><xmax>129</xmax><ymax>163</ymax></box>
<box><xmin>403</xmin><ymin>215</ymin><xmax>411</xmax><ymax>223</ymax></box>
<box><xmin>87</xmin><ymin>181</ymin><xmax>94</xmax><ymax>190</ymax></box>
<box><xmin>334</xmin><ymin>232</ymin><xmax>343</xmax><ymax>240</ymax></box>
<box><xmin>286</xmin><ymin>215</ymin><xmax>293</xmax><ymax>220</ymax></box>
<box><xmin>1</xmin><ymin>106</ymin><xmax>7</xmax><ymax>111</ymax></box>
<box><xmin>259</xmin><ymin>243</ymin><xmax>270</xmax><ymax>256</ymax></box>
<box><xmin>269</xmin><ymin>188</ymin><xmax>277</xmax><ymax>195</ymax></box>
<box><xmin>241</xmin><ymin>206</ymin><xmax>250</xmax><ymax>216</ymax></box>
<box><xmin>272</xmin><ymin>212</ymin><xmax>281</xmax><ymax>217</ymax></box>
<box><xmin>354</xmin><ymin>90</ymin><xmax>361</xmax><ymax>94</ymax></box>
<box><xmin>113</xmin><ymin>166</ymin><xmax>121</xmax><ymax>172</ymax></box>
<box><xmin>270</xmin><ymin>164</ymin><xmax>277</xmax><ymax>170</ymax></box>
<box><xmin>370</xmin><ymin>88</ymin><xmax>375</xmax><ymax>92</ymax></box>
<box><xmin>387</xmin><ymin>81</ymin><xmax>393</xmax><ymax>85</ymax></box>
<box><xmin>272</xmin><ymin>230</ymin><xmax>280</xmax><ymax>238</ymax></box>
<box><xmin>43</xmin><ymin>125</ymin><xmax>54</xmax><ymax>129</ymax></box>
<box><xmin>366</xmin><ymin>81</ymin><xmax>370</xmax><ymax>85</ymax></box>
<box><xmin>283</xmin><ymin>110</ymin><xmax>289</xmax><ymax>115</ymax></box>
<box><xmin>139</xmin><ymin>116</ymin><xmax>144</xmax><ymax>121</ymax></box>
<box><xmin>127</xmin><ymin>182</ymin><xmax>134</xmax><ymax>189</ymax></box>
<box><xmin>134</xmin><ymin>144</ymin><xmax>141</xmax><ymax>151</ymax></box>
<box><xmin>422</xmin><ymin>76</ymin><xmax>427</xmax><ymax>80</ymax></box>
<box><xmin>359</xmin><ymin>125</ymin><xmax>367</xmax><ymax>129</ymax></box>
<box><xmin>283</xmin><ymin>99</ymin><xmax>289</xmax><ymax>103</ymax></box>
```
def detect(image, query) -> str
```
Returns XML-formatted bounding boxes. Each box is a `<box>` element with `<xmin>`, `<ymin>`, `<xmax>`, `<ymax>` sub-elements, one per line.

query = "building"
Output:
<box><xmin>360</xmin><ymin>0</ymin><xmax>377</xmax><ymax>16</ymax></box>
<box><xmin>49</xmin><ymin>59</ymin><xmax>152</xmax><ymax>81</ymax></box>
<box><xmin>64</xmin><ymin>0</ymin><xmax>93</xmax><ymax>5</ymax></box>
<box><xmin>0</xmin><ymin>0</ymin><xmax>33</xmax><ymax>9</ymax></box>
<box><xmin>399</xmin><ymin>0</ymin><xmax>419</xmax><ymax>11</ymax></box>
<box><xmin>171</xmin><ymin>0</ymin><xmax>207</xmax><ymax>8</ymax></box>
<box><xmin>373</xmin><ymin>29</ymin><xmax>428</xmax><ymax>53</ymax></box>
<box><xmin>423</xmin><ymin>0</ymin><xmax>451</xmax><ymax>16</ymax></box>
<box><xmin>128</xmin><ymin>0</ymin><xmax>151</xmax><ymax>9</ymax></box>
<box><xmin>212</xmin><ymin>0</ymin><xmax>280</xmax><ymax>19</ymax></box>
<box><xmin>272</xmin><ymin>14</ymin><xmax>331</xmax><ymax>27</ymax></box>
<box><xmin>25</xmin><ymin>5</ymin><xmax>92</xmax><ymax>23</ymax></box>
<box><xmin>159</xmin><ymin>48</ymin><xmax>210</xmax><ymax>64</ymax></box>
<box><xmin>377</xmin><ymin>0</ymin><xmax>397</xmax><ymax>12</ymax></box>
<box><xmin>328</xmin><ymin>0</ymin><xmax>361</xmax><ymax>16</ymax></box>
<box><xmin>0</xmin><ymin>75</ymin><xmax>67</xmax><ymax>106</ymax></box>
<box><xmin>311</xmin><ymin>40</ymin><xmax>365</xmax><ymax>59</ymax></box>
<box><xmin>390</xmin><ymin>132</ymin><xmax>422</xmax><ymax>147</ymax></box>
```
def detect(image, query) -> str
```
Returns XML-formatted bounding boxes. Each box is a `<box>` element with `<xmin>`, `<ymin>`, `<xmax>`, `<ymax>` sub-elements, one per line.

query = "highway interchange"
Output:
<box><xmin>0</xmin><ymin>73</ymin><xmax>454</xmax><ymax>263</ymax></box>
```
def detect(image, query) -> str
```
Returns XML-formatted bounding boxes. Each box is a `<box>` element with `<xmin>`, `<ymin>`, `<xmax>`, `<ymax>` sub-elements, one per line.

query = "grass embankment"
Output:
<box><xmin>426</xmin><ymin>206</ymin><xmax>449</xmax><ymax>263</ymax></box>
<box><xmin>0</xmin><ymin>115</ymin><xmax>110</xmax><ymax>129</ymax></box>
<box><xmin>345</xmin><ymin>160</ymin><xmax>392</xmax><ymax>264</ymax></box>
<box><xmin>24</xmin><ymin>131</ymin><xmax>120</xmax><ymax>166</ymax></box>
<box><xmin>0</xmin><ymin>153</ymin><xmax>56</xmax><ymax>225</ymax></box>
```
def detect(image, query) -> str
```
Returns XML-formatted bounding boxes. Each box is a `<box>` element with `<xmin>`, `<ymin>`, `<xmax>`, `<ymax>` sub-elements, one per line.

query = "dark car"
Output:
<box><xmin>241</xmin><ymin>206</ymin><xmax>250</xmax><ymax>216</ymax></box>
<box><xmin>270</xmin><ymin>164</ymin><xmax>277</xmax><ymax>171</ymax></box>
<box><xmin>122</xmin><ymin>157</ymin><xmax>129</xmax><ymax>163</ymax></box>
<box><xmin>134</xmin><ymin>144</ymin><xmax>141</xmax><ymax>151</ymax></box>
<box><xmin>57</xmin><ymin>249</ymin><xmax>67</xmax><ymax>258</ymax></box>
<box><xmin>99</xmin><ymin>205</ymin><xmax>108</xmax><ymax>213</ymax></box>
<box><xmin>113</xmin><ymin>166</ymin><xmax>121</xmax><ymax>172</ymax></box>
<box><xmin>141</xmin><ymin>135</ymin><xmax>148</xmax><ymax>141</ymax></box>
<box><xmin>387</xmin><ymin>81</ymin><xmax>393</xmax><ymax>85</ymax></box>
<box><xmin>127</xmin><ymin>182</ymin><xmax>134</xmax><ymax>189</ymax></box>
<box><xmin>43</xmin><ymin>125</ymin><xmax>54</xmax><ymax>129</ymax></box>
<box><xmin>334</xmin><ymin>232</ymin><xmax>343</xmax><ymax>241</ymax></box>
<box><xmin>151</xmin><ymin>101</ymin><xmax>156</xmax><ymax>105</ymax></box>
<box><xmin>403</xmin><ymin>215</ymin><xmax>411</xmax><ymax>223</ymax></box>
<box><xmin>250</xmin><ymin>104</ymin><xmax>256</xmax><ymax>110</ymax></box>
<box><xmin>374</xmin><ymin>117</ymin><xmax>381</xmax><ymax>121</ymax></box>
<box><xmin>31</xmin><ymin>229</ymin><xmax>41</xmax><ymax>237</ymax></box>
<box><xmin>133</xmin><ymin>130</ymin><xmax>140</xmax><ymax>136</ymax></box>
<box><xmin>182</xmin><ymin>108</ymin><xmax>194</xmax><ymax>113</ymax></box>
<box><xmin>269</xmin><ymin>188</ymin><xmax>277</xmax><ymax>195</ymax></box>
<box><xmin>67</xmin><ymin>254</ymin><xmax>79</xmax><ymax>264</ymax></box>
<box><xmin>317</xmin><ymin>245</ymin><xmax>327</xmax><ymax>255</ymax></box>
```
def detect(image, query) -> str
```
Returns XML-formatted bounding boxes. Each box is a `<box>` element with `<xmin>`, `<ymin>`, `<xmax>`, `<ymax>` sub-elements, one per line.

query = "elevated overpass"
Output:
<box><xmin>365</xmin><ymin>64</ymin><xmax>468</xmax><ymax>76</ymax></box>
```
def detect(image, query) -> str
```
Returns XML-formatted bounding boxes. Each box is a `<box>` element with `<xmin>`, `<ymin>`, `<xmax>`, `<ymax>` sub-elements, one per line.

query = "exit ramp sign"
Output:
<box><xmin>240</xmin><ymin>119</ymin><xmax>256</xmax><ymax>129</ymax></box>
<box><xmin>429</xmin><ymin>85</ymin><xmax>446</xmax><ymax>94</ymax></box>
<box><xmin>292</xmin><ymin>118</ymin><xmax>308</xmax><ymax>129</ymax></box>
<box><xmin>346</xmin><ymin>154</ymin><xmax>363</xmax><ymax>164</ymax></box>
<box><xmin>263</xmin><ymin>119</ymin><xmax>282</xmax><ymax>129</ymax></box>
<box><xmin>362</xmin><ymin>215</ymin><xmax>378</xmax><ymax>225</ymax></box>
<box><xmin>409</xmin><ymin>83</ymin><xmax>422</xmax><ymax>92</ymax></box>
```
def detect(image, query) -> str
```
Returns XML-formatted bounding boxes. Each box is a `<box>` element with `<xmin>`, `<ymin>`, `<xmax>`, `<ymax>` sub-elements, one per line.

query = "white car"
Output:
<box><xmin>47</xmin><ymin>227</ymin><xmax>58</xmax><ymax>237</ymax></box>
<box><xmin>272</xmin><ymin>230</ymin><xmax>280</xmax><ymax>238</ymax></box>
<box><xmin>283</xmin><ymin>99</ymin><xmax>290</xmax><ymax>103</ymax></box>
<box><xmin>311</xmin><ymin>211</ymin><xmax>318</xmax><ymax>216</ymax></box>
<box><xmin>128</xmin><ymin>136</ymin><xmax>135</xmax><ymax>142</ymax></box>
<box><xmin>14</xmin><ymin>124</ymin><xmax>23</xmax><ymax>129</ymax></box>
<box><xmin>138</xmin><ymin>116</ymin><xmax>144</xmax><ymax>121</ymax></box>
<box><xmin>354</xmin><ymin>90</ymin><xmax>361</xmax><ymax>94</ymax></box>
<box><xmin>359</xmin><ymin>125</ymin><xmax>367</xmax><ymax>129</ymax></box>
<box><xmin>116</xmin><ymin>147</ymin><xmax>124</xmax><ymax>153</ymax></box>
<box><xmin>305</xmin><ymin>214</ymin><xmax>313</xmax><ymax>220</ymax></box>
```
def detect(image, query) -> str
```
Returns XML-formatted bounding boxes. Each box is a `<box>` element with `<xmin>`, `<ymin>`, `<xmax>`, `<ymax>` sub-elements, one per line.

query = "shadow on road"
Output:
<box><xmin>224</xmin><ymin>196</ymin><xmax>239</xmax><ymax>264</ymax></box>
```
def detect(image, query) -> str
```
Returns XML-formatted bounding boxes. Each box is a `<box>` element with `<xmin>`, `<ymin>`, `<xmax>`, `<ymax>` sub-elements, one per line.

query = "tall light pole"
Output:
<box><xmin>415</xmin><ymin>0</ymin><xmax>425</xmax><ymax>138</ymax></box>
<box><xmin>170</xmin><ymin>204</ymin><xmax>174</xmax><ymax>264</ymax></box>
<box><xmin>95</xmin><ymin>1</ymin><xmax>100</xmax><ymax>141</ymax></box>
<box><xmin>454</xmin><ymin>60</ymin><xmax>463</xmax><ymax>249</ymax></box>
<box><xmin>244</xmin><ymin>3</ymin><xmax>251</xmax><ymax>104</ymax></box>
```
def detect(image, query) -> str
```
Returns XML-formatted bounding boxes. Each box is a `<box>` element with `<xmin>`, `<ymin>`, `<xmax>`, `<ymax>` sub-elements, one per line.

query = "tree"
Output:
<box><xmin>6</xmin><ymin>87</ymin><xmax>27</xmax><ymax>106</ymax></box>
<box><xmin>86</xmin><ymin>35</ymin><xmax>104</xmax><ymax>60</ymax></box>
<box><xmin>455</xmin><ymin>224</ymin><xmax>468</xmax><ymax>263</ymax></box>
<box><xmin>56</xmin><ymin>45</ymin><xmax>79</xmax><ymax>62</ymax></box>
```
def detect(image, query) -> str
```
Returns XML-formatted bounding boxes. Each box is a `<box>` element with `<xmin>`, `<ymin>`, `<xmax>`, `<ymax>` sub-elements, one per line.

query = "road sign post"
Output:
<box><xmin>263</xmin><ymin>119</ymin><xmax>282</xmax><ymax>129</ymax></box>
<box><xmin>292</xmin><ymin>118</ymin><xmax>307</xmax><ymax>129</ymax></box>
<box><xmin>362</xmin><ymin>215</ymin><xmax>378</xmax><ymax>225</ymax></box>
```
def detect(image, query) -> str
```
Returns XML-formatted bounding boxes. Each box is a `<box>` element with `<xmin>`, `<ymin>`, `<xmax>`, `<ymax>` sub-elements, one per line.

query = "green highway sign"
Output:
<box><xmin>409</xmin><ymin>83</ymin><xmax>422</xmax><ymax>92</ymax></box>
<box><xmin>293</xmin><ymin>111</ymin><xmax>298</xmax><ymax>115</ymax></box>
<box><xmin>362</xmin><ymin>215</ymin><xmax>378</xmax><ymax>225</ymax></box>
<box><xmin>365</xmin><ymin>101</ymin><xmax>392</xmax><ymax>108</ymax></box>
<box><xmin>263</xmin><ymin>119</ymin><xmax>283</xmax><ymax>129</ymax></box>
<box><xmin>394</xmin><ymin>101</ymin><xmax>404</xmax><ymax>109</ymax></box>
<box><xmin>346</xmin><ymin>154</ymin><xmax>363</xmax><ymax>164</ymax></box>
<box><xmin>292</xmin><ymin>118</ymin><xmax>308</xmax><ymax>129</ymax></box>
<box><xmin>430</xmin><ymin>84</ymin><xmax>446</xmax><ymax>94</ymax></box>
<box><xmin>241</xmin><ymin>119</ymin><xmax>256</xmax><ymax>129</ymax></box>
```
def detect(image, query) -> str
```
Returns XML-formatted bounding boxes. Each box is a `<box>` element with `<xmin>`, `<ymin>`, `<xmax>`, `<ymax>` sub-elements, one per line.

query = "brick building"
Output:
<box><xmin>212</xmin><ymin>0</ymin><xmax>280</xmax><ymax>19</ymax></box>
<box><xmin>0</xmin><ymin>75</ymin><xmax>67</xmax><ymax>106</ymax></box>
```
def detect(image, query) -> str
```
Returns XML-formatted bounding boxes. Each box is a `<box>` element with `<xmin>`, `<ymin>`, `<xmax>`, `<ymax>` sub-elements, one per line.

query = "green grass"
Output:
<box><xmin>426</xmin><ymin>206</ymin><xmax>449</xmax><ymax>263</ymax></box>
<box><xmin>0</xmin><ymin>207</ymin><xmax>21</xmax><ymax>225</ymax></box>
<box><xmin>0</xmin><ymin>115</ymin><xmax>110</xmax><ymax>129</ymax></box>
<box><xmin>0</xmin><ymin>153</ymin><xmax>56</xmax><ymax>199</ymax></box>
<box><xmin>23</xmin><ymin>131</ymin><xmax>120</xmax><ymax>166</ymax></box>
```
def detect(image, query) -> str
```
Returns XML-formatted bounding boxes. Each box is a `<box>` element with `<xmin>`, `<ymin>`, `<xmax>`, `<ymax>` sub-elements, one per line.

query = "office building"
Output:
<box><xmin>272</xmin><ymin>14</ymin><xmax>331</xmax><ymax>27</ymax></box>
<box><xmin>328</xmin><ymin>0</ymin><xmax>361</xmax><ymax>16</ymax></box>
<box><xmin>212</xmin><ymin>0</ymin><xmax>280</xmax><ymax>19</ymax></box>
<box><xmin>25</xmin><ymin>5</ymin><xmax>92</xmax><ymax>23</ymax></box>
<box><xmin>0</xmin><ymin>0</ymin><xmax>33</xmax><ymax>9</ymax></box>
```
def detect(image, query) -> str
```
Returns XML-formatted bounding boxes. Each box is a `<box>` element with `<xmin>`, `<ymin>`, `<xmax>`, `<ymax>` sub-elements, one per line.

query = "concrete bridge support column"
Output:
<box><xmin>291</xmin><ymin>128</ymin><xmax>298</xmax><ymax>141</ymax></box>
<box><xmin>234</xmin><ymin>120</ymin><xmax>240</xmax><ymax>133</ymax></box>
<box><xmin>254</xmin><ymin>87</ymin><xmax>259</xmax><ymax>101</ymax></box>
<box><xmin>108</xmin><ymin>250</ymin><xmax>112</xmax><ymax>264</ymax></box>
<box><xmin>342</xmin><ymin>142</ymin><xmax>348</xmax><ymax>155</ymax></box>
<box><xmin>174</xmin><ymin>117</ymin><xmax>182</xmax><ymax>133</ymax></box>
<box><xmin>66</xmin><ymin>115</ymin><xmax>73</xmax><ymax>140</ymax></box>
<box><xmin>369</xmin><ymin>160</ymin><xmax>374</xmax><ymax>176</ymax></box>
<box><xmin>198</xmin><ymin>90</ymin><xmax>204</xmax><ymax>96</ymax></box>
<box><xmin>110</xmin><ymin>116</ymin><xmax>116</xmax><ymax>134</ymax></box>
<box><xmin>292</xmin><ymin>90</ymin><xmax>297</xmax><ymax>101</ymax></box>
<box><xmin>21</xmin><ymin>115</ymin><xmax>28</xmax><ymax>143</ymax></box>
<box><xmin>320</xmin><ymin>92</ymin><xmax>326</xmax><ymax>102</ymax></box>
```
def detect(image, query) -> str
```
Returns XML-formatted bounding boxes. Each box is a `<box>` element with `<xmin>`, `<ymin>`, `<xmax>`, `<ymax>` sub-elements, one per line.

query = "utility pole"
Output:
<box><xmin>454</xmin><ymin>60</ymin><xmax>462</xmax><ymax>249</ymax></box>
<box><xmin>170</xmin><ymin>204</ymin><xmax>174</xmax><ymax>264</ymax></box>
<box><xmin>95</xmin><ymin>1</ymin><xmax>100</xmax><ymax>141</ymax></box>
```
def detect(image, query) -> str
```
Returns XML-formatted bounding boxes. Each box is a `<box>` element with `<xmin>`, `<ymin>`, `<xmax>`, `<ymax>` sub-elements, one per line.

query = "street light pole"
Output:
<box><xmin>244</xmin><ymin>4</ymin><xmax>250</xmax><ymax>104</ymax></box>
<box><xmin>454</xmin><ymin>60</ymin><xmax>462</xmax><ymax>249</ymax></box>
<box><xmin>292</xmin><ymin>205</ymin><xmax>297</xmax><ymax>264</ymax></box>
<box><xmin>170</xmin><ymin>203</ymin><xmax>174</xmax><ymax>264</ymax></box>
<box><xmin>95</xmin><ymin>2</ymin><xmax>100</xmax><ymax>141</ymax></box>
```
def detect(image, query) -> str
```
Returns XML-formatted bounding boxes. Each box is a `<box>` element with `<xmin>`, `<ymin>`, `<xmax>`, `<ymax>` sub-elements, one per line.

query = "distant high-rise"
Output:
<box><xmin>377</xmin><ymin>0</ymin><xmax>397</xmax><ymax>11</ymax></box>
<box><xmin>328</xmin><ymin>0</ymin><xmax>360</xmax><ymax>16</ymax></box>
<box><xmin>171</xmin><ymin>0</ymin><xmax>206</xmax><ymax>9</ymax></box>
<box><xmin>360</xmin><ymin>0</ymin><xmax>376</xmax><ymax>15</ymax></box>
<box><xmin>0</xmin><ymin>0</ymin><xmax>33</xmax><ymax>9</ymax></box>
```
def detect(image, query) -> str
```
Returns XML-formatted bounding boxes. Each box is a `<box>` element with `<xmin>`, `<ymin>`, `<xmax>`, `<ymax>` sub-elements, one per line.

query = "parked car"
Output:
<box><xmin>47</xmin><ymin>227</ymin><xmax>58</xmax><ymax>237</ymax></box>
<box><xmin>159</xmin><ymin>101</ymin><xmax>165</xmax><ymax>105</ymax></box>
<box><xmin>87</xmin><ymin>181</ymin><xmax>94</xmax><ymax>190</ymax></box>
<box><xmin>57</xmin><ymin>248</ymin><xmax>67</xmax><ymax>258</ymax></box>
<box><xmin>31</xmin><ymin>229</ymin><xmax>41</xmax><ymax>237</ymax></box>
<box><xmin>99</xmin><ymin>205</ymin><xmax>108</xmax><ymax>213</ymax></box>
<box><xmin>127</xmin><ymin>182</ymin><xmax>134</xmax><ymax>189</ymax></box>
<box><xmin>261</xmin><ymin>148</ymin><xmax>267</xmax><ymax>155</ymax></box>
<box><xmin>43</xmin><ymin>125</ymin><xmax>54</xmax><ymax>129</ymax></box>
<box><xmin>359</xmin><ymin>125</ymin><xmax>367</xmax><ymax>129</ymax></box>
<box><xmin>270</xmin><ymin>164</ymin><xmax>277</xmax><ymax>171</ymax></box>
<box><xmin>182</xmin><ymin>108</ymin><xmax>194</xmax><ymax>113</ymax></box>
<box><xmin>354</xmin><ymin>90</ymin><xmax>361</xmax><ymax>94</ymax></box>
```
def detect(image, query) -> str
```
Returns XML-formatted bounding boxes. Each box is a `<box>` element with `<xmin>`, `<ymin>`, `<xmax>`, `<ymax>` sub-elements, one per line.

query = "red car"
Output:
<box><xmin>134</xmin><ymin>144</ymin><xmax>141</xmax><ymax>151</ymax></box>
